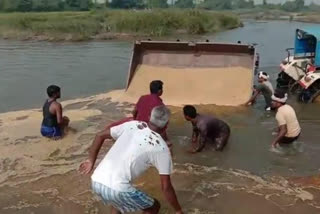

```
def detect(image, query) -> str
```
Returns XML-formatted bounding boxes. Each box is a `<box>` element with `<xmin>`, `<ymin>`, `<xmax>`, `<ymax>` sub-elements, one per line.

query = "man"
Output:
<box><xmin>245</xmin><ymin>71</ymin><xmax>274</xmax><ymax>111</ymax></box>
<box><xmin>40</xmin><ymin>85</ymin><xmax>69</xmax><ymax>139</ymax></box>
<box><xmin>79</xmin><ymin>106</ymin><xmax>183</xmax><ymax>214</ymax></box>
<box><xmin>132</xmin><ymin>80</ymin><xmax>164</xmax><ymax>122</ymax></box>
<box><xmin>183</xmin><ymin>105</ymin><xmax>230</xmax><ymax>153</ymax></box>
<box><xmin>271</xmin><ymin>91</ymin><xmax>301</xmax><ymax>148</ymax></box>
<box><xmin>106</xmin><ymin>80</ymin><xmax>171</xmax><ymax>146</ymax></box>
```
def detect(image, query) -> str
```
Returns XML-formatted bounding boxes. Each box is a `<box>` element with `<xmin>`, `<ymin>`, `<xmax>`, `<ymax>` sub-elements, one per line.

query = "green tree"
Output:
<box><xmin>233</xmin><ymin>0</ymin><xmax>254</xmax><ymax>9</ymax></box>
<box><xmin>146</xmin><ymin>0</ymin><xmax>168</xmax><ymax>8</ymax></box>
<box><xmin>66</xmin><ymin>0</ymin><xmax>80</xmax><ymax>7</ymax></box>
<box><xmin>175</xmin><ymin>0</ymin><xmax>194</xmax><ymax>8</ymax></box>
<box><xmin>32</xmin><ymin>0</ymin><xmax>64</xmax><ymax>11</ymax></box>
<box><xmin>281</xmin><ymin>0</ymin><xmax>304</xmax><ymax>12</ymax></box>
<box><xmin>109</xmin><ymin>0</ymin><xmax>144</xmax><ymax>8</ymax></box>
<box><xmin>296</xmin><ymin>0</ymin><xmax>305</xmax><ymax>9</ymax></box>
<box><xmin>17</xmin><ymin>0</ymin><xmax>33</xmax><ymax>11</ymax></box>
<box><xmin>1</xmin><ymin>0</ymin><xmax>19</xmax><ymax>11</ymax></box>
<box><xmin>263</xmin><ymin>0</ymin><xmax>267</xmax><ymax>6</ymax></box>
<box><xmin>199</xmin><ymin>0</ymin><xmax>232</xmax><ymax>10</ymax></box>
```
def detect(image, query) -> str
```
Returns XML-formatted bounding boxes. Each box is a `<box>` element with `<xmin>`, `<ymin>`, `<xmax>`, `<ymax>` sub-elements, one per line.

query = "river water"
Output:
<box><xmin>1</xmin><ymin>21</ymin><xmax>320</xmax><ymax>213</ymax></box>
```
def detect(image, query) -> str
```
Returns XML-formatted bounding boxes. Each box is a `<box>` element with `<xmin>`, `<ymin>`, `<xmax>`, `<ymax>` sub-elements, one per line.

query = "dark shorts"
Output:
<box><xmin>212</xmin><ymin>126</ymin><xmax>230</xmax><ymax>151</ymax></box>
<box><xmin>279</xmin><ymin>134</ymin><xmax>300</xmax><ymax>144</ymax></box>
<box><xmin>41</xmin><ymin>125</ymin><xmax>62</xmax><ymax>138</ymax></box>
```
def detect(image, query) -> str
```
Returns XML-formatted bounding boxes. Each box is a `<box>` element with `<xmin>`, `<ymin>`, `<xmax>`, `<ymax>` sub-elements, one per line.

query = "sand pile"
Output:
<box><xmin>0</xmin><ymin>105</ymin><xmax>103</xmax><ymax>187</ymax></box>
<box><xmin>109</xmin><ymin>64</ymin><xmax>253</xmax><ymax>106</ymax></box>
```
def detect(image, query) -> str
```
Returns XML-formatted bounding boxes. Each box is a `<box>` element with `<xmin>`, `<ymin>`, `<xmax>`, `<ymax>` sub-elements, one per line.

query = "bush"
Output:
<box><xmin>0</xmin><ymin>9</ymin><xmax>242</xmax><ymax>40</ymax></box>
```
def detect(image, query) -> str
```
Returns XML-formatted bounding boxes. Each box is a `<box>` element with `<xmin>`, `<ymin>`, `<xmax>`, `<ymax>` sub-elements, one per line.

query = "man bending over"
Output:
<box><xmin>79</xmin><ymin>106</ymin><xmax>183</xmax><ymax>214</ymax></box>
<box><xmin>183</xmin><ymin>105</ymin><xmax>230</xmax><ymax>153</ymax></box>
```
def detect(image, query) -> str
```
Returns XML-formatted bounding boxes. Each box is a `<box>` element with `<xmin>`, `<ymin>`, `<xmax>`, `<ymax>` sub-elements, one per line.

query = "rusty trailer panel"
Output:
<box><xmin>126</xmin><ymin>40</ymin><xmax>255</xmax><ymax>90</ymax></box>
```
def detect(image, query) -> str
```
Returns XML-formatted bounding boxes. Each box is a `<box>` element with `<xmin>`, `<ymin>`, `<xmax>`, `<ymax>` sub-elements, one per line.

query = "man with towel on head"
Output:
<box><xmin>271</xmin><ymin>90</ymin><xmax>301</xmax><ymax>148</ymax></box>
<box><xmin>245</xmin><ymin>71</ymin><xmax>274</xmax><ymax>111</ymax></box>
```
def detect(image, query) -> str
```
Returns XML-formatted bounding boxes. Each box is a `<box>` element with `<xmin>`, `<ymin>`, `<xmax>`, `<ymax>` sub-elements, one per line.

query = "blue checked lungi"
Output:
<box><xmin>40</xmin><ymin>125</ymin><xmax>62</xmax><ymax>138</ymax></box>
<box><xmin>91</xmin><ymin>181</ymin><xmax>154</xmax><ymax>213</ymax></box>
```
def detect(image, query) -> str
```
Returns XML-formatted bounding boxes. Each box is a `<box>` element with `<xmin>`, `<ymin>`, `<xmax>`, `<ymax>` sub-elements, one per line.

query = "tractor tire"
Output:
<box><xmin>308</xmin><ymin>90</ymin><xmax>320</xmax><ymax>103</ymax></box>
<box><xmin>289</xmin><ymin>82</ymin><xmax>303</xmax><ymax>95</ymax></box>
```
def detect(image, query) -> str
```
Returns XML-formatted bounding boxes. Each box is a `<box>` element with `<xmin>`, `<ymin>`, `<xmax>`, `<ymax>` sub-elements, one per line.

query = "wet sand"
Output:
<box><xmin>126</xmin><ymin>65</ymin><xmax>253</xmax><ymax>106</ymax></box>
<box><xmin>1</xmin><ymin>93</ymin><xmax>320</xmax><ymax>214</ymax></box>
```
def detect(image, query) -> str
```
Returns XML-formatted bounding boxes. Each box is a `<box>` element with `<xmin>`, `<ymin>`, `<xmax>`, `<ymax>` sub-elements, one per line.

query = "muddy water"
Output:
<box><xmin>1</xmin><ymin>21</ymin><xmax>320</xmax><ymax>213</ymax></box>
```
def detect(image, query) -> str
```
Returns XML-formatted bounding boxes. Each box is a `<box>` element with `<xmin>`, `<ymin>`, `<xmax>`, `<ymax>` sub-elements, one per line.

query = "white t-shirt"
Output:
<box><xmin>91</xmin><ymin>121</ymin><xmax>172</xmax><ymax>192</ymax></box>
<box><xmin>276</xmin><ymin>104</ymin><xmax>301</xmax><ymax>137</ymax></box>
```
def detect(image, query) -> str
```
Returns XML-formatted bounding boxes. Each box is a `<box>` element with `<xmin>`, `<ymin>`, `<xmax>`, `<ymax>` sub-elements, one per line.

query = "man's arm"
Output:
<box><xmin>271</xmin><ymin>125</ymin><xmax>287</xmax><ymax>147</ymax></box>
<box><xmin>245</xmin><ymin>90</ymin><xmax>260</xmax><ymax>105</ymax></box>
<box><xmin>132</xmin><ymin>105</ymin><xmax>138</xmax><ymax>120</ymax></box>
<box><xmin>79</xmin><ymin>129</ymin><xmax>112</xmax><ymax>174</ymax></box>
<box><xmin>160</xmin><ymin>175</ymin><xmax>183</xmax><ymax>214</ymax></box>
<box><xmin>53</xmin><ymin>103</ymin><xmax>63</xmax><ymax>125</ymax></box>
<box><xmin>194</xmin><ymin>132</ymin><xmax>207</xmax><ymax>153</ymax></box>
<box><xmin>189</xmin><ymin>127</ymin><xmax>199</xmax><ymax>153</ymax></box>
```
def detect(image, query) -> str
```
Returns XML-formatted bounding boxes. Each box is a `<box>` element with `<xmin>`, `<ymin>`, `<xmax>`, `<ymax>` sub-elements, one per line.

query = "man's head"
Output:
<box><xmin>258</xmin><ymin>71</ymin><xmax>269</xmax><ymax>83</ymax></box>
<box><xmin>183</xmin><ymin>105</ymin><xmax>197</xmax><ymax>122</ymax></box>
<box><xmin>271</xmin><ymin>90</ymin><xmax>287</xmax><ymax>109</ymax></box>
<box><xmin>150</xmin><ymin>80</ymin><xmax>163</xmax><ymax>96</ymax></box>
<box><xmin>149</xmin><ymin>105</ymin><xmax>170</xmax><ymax>130</ymax></box>
<box><xmin>47</xmin><ymin>85</ymin><xmax>61</xmax><ymax>99</ymax></box>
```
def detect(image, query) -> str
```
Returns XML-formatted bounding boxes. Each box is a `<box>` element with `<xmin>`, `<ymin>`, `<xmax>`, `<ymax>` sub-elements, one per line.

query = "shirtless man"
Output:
<box><xmin>183</xmin><ymin>105</ymin><xmax>231</xmax><ymax>153</ymax></box>
<box><xmin>40</xmin><ymin>85</ymin><xmax>69</xmax><ymax>139</ymax></box>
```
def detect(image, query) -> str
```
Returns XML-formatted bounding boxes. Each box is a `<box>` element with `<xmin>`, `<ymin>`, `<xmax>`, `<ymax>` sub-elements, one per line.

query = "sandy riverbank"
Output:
<box><xmin>1</xmin><ymin>92</ymin><xmax>320</xmax><ymax>213</ymax></box>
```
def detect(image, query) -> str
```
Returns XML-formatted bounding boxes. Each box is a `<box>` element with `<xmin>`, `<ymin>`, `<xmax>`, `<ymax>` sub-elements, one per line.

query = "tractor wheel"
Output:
<box><xmin>289</xmin><ymin>82</ymin><xmax>303</xmax><ymax>95</ymax></box>
<box><xmin>308</xmin><ymin>90</ymin><xmax>320</xmax><ymax>103</ymax></box>
<box><xmin>307</xmin><ymin>81</ymin><xmax>320</xmax><ymax>103</ymax></box>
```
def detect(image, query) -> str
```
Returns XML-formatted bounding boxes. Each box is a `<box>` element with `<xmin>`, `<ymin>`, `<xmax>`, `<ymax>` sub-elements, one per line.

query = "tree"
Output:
<box><xmin>146</xmin><ymin>0</ymin><xmax>168</xmax><ymax>8</ymax></box>
<box><xmin>175</xmin><ymin>0</ymin><xmax>194</xmax><ymax>8</ymax></box>
<box><xmin>17</xmin><ymin>0</ymin><xmax>33</xmax><ymax>12</ymax></box>
<box><xmin>1</xmin><ymin>0</ymin><xmax>19</xmax><ymax>11</ymax></box>
<box><xmin>199</xmin><ymin>0</ymin><xmax>232</xmax><ymax>10</ymax></box>
<box><xmin>109</xmin><ymin>0</ymin><xmax>144</xmax><ymax>8</ymax></box>
<box><xmin>281</xmin><ymin>0</ymin><xmax>305</xmax><ymax>12</ymax></box>
<box><xmin>296</xmin><ymin>0</ymin><xmax>305</xmax><ymax>9</ymax></box>
<box><xmin>32</xmin><ymin>0</ymin><xmax>62</xmax><ymax>11</ymax></box>
<box><xmin>66</xmin><ymin>0</ymin><xmax>80</xmax><ymax>8</ymax></box>
<box><xmin>263</xmin><ymin>0</ymin><xmax>267</xmax><ymax>6</ymax></box>
<box><xmin>233</xmin><ymin>0</ymin><xmax>254</xmax><ymax>9</ymax></box>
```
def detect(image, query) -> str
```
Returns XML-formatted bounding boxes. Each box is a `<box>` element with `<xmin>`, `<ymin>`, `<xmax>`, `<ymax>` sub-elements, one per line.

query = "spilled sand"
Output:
<box><xmin>107</xmin><ymin>64</ymin><xmax>253</xmax><ymax>106</ymax></box>
<box><xmin>0</xmin><ymin>94</ymin><xmax>320</xmax><ymax>213</ymax></box>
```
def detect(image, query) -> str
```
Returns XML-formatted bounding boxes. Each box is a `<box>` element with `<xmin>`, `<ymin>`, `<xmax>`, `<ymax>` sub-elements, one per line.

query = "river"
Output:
<box><xmin>0</xmin><ymin>21</ymin><xmax>320</xmax><ymax>214</ymax></box>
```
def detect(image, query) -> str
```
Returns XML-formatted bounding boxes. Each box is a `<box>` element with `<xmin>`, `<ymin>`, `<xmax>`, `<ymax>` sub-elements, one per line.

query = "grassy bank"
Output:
<box><xmin>0</xmin><ymin>9</ymin><xmax>241</xmax><ymax>41</ymax></box>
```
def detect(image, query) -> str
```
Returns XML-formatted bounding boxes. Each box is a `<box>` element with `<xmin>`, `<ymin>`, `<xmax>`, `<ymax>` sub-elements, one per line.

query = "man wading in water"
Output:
<box><xmin>40</xmin><ymin>85</ymin><xmax>69</xmax><ymax>139</ymax></box>
<box><xmin>183</xmin><ymin>105</ymin><xmax>230</xmax><ymax>153</ymax></box>
<box><xmin>271</xmin><ymin>91</ymin><xmax>301</xmax><ymax>148</ymax></box>
<box><xmin>105</xmin><ymin>80</ymin><xmax>172</xmax><ymax>148</ymax></box>
<box><xmin>245</xmin><ymin>71</ymin><xmax>274</xmax><ymax>111</ymax></box>
<box><xmin>79</xmin><ymin>106</ymin><xmax>183</xmax><ymax>214</ymax></box>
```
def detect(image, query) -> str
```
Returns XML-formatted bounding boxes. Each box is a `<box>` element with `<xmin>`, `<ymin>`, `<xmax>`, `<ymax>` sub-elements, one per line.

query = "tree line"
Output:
<box><xmin>0</xmin><ymin>0</ymin><xmax>92</xmax><ymax>12</ymax></box>
<box><xmin>0</xmin><ymin>0</ymin><xmax>317</xmax><ymax>12</ymax></box>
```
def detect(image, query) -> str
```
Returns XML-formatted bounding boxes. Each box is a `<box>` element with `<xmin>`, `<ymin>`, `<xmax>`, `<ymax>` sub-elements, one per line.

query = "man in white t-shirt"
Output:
<box><xmin>271</xmin><ymin>91</ymin><xmax>301</xmax><ymax>148</ymax></box>
<box><xmin>79</xmin><ymin>106</ymin><xmax>183</xmax><ymax>214</ymax></box>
